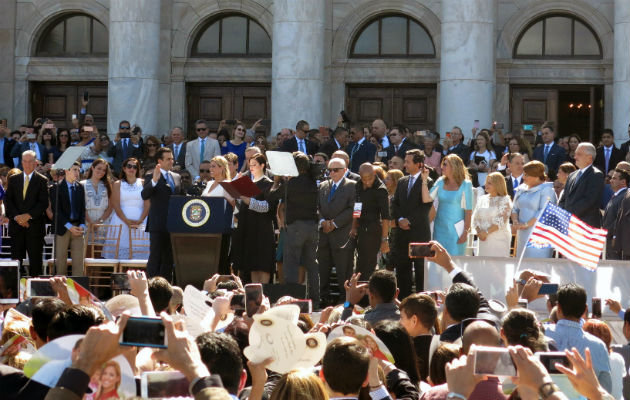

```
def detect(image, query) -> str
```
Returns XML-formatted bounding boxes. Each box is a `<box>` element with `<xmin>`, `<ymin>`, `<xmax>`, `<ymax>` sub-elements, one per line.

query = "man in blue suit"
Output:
<box><xmin>533</xmin><ymin>125</ymin><xmax>567</xmax><ymax>177</ymax></box>
<box><xmin>11</xmin><ymin>129</ymin><xmax>47</xmax><ymax>168</ymax></box>
<box><xmin>346</xmin><ymin>126</ymin><xmax>376</xmax><ymax>173</ymax></box>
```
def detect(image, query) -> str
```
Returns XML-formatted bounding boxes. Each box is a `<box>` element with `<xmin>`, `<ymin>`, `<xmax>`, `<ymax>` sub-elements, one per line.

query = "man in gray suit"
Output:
<box><xmin>317</xmin><ymin>157</ymin><xmax>356</xmax><ymax>304</ymax></box>
<box><xmin>185</xmin><ymin>119</ymin><xmax>221</xmax><ymax>179</ymax></box>
<box><xmin>603</xmin><ymin>168</ymin><xmax>628</xmax><ymax>259</ymax></box>
<box><xmin>168</xmin><ymin>126</ymin><xmax>187</xmax><ymax>172</ymax></box>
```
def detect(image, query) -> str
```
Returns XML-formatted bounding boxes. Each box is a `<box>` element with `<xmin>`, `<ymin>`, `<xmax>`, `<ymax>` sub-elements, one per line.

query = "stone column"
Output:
<box><xmin>107</xmin><ymin>0</ymin><xmax>161</xmax><ymax>135</ymax></box>
<box><xmin>271</xmin><ymin>0</ymin><xmax>325</xmax><ymax>134</ymax></box>
<box><xmin>438</xmin><ymin>0</ymin><xmax>495</xmax><ymax>140</ymax></box>
<box><xmin>613</xmin><ymin>0</ymin><xmax>630</xmax><ymax>147</ymax></box>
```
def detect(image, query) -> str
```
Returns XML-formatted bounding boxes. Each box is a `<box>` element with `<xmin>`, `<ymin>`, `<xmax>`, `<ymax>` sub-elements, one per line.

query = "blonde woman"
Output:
<box><xmin>472</xmin><ymin>172</ymin><xmax>513</xmax><ymax>257</ymax></box>
<box><xmin>429</xmin><ymin>154</ymin><xmax>473</xmax><ymax>255</ymax></box>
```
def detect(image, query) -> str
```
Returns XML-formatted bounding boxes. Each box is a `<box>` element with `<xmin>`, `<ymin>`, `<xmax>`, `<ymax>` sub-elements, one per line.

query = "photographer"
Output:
<box><xmin>268</xmin><ymin>152</ymin><xmax>320</xmax><ymax>308</ymax></box>
<box><xmin>108</xmin><ymin>121</ymin><xmax>143</xmax><ymax>176</ymax></box>
<box><xmin>11</xmin><ymin>126</ymin><xmax>47</xmax><ymax>168</ymax></box>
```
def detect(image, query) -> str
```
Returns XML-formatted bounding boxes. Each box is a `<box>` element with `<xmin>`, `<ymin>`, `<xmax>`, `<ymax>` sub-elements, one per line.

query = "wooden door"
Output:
<box><xmin>187</xmin><ymin>84</ymin><xmax>271</xmax><ymax>140</ymax></box>
<box><xmin>31</xmin><ymin>82</ymin><xmax>108</xmax><ymax>131</ymax></box>
<box><xmin>346</xmin><ymin>85</ymin><xmax>437</xmax><ymax>132</ymax></box>
<box><xmin>510</xmin><ymin>88</ymin><xmax>558</xmax><ymax>133</ymax></box>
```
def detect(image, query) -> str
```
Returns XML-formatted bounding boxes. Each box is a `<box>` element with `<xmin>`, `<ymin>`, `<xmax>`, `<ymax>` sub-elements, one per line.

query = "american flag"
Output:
<box><xmin>528</xmin><ymin>203</ymin><xmax>607</xmax><ymax>271</ymax></box>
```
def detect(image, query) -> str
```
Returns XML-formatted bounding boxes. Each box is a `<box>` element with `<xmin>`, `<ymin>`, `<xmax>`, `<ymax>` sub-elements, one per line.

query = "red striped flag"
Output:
<box><xmin>528</xmin><ymin>203</ymin><xmax>607</xmax><ymax>271</ymax></box>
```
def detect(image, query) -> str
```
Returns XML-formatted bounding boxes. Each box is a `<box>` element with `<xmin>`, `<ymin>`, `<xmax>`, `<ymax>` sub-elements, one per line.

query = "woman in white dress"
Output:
<box><xmin>472</xmin><ymin>172</ymin><xmax>513</xmax><ymax>257</ymax></box>
<box><xmin>105</xmin><ymin>157</ymin><xmax>150</xmax><ymax>258</ymax></box>
<box><xmin>81</xmin><ymin>159</ymin><xmax>113</xmax><ymax>226</ymax></box>
<box><xmin>202</xmin><ymin>156</ymin><xmax>236</xmax><ymax>274</ymax></box>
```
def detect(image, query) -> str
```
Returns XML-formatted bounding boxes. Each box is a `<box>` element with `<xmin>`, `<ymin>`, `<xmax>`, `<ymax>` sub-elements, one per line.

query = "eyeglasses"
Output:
<box><xmin>59</xmin><ymin>134</ymin><xmax>69</xmax><ymax>138</ymax></box>
<box><xmin>146</xmin><ymin>143</ymin><xmax>158</xmax><ymax>147</ymax></box>
<box><xmin>119</xmin><ymin>126</ymin><xmax>130</xmax><ymax>130</ymax></box>
<box><xmin>197</xmin><ymin>128</ymin><xmax>208</xmax><ymax>132</ymax></box>
<box><xmin>327</xmin><ymin>168</ymin><xmax>344</xmax><ymax>173</ymax></box>
<box><xmin>236</xmin><ymin>128</ymin><xmax>244</xmax><ymax>131</ymax></box>
<box><xmin>199</xmin><ymin>169</ymin><xmax>210</xmax><ymax>173</ymax></box>
<box><xmin>125</xmin><ymin>164</ymin><xmax>139</xmax><ymax>169</ymax></box>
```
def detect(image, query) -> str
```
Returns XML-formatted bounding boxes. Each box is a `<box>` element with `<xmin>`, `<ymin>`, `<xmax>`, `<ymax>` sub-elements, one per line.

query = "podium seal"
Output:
<box><xmin>182</xmin><ymin>199</ymin><xmax>210</xmax><ymax>227</ymax></box>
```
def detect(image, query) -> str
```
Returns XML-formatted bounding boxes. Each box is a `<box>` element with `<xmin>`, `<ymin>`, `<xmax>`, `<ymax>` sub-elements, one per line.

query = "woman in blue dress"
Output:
<box><xmin>224</xmin><ymin>123</ymin><xmax>248</xmax><ymax>169</ymax></box>
<box><xmin>430</xmin><ymin>154</ymin><xmax>473</xmax><ymax>255</ymax></box>
<box><xmin>511</xmin><ymin>160</ymin><xmax>558</xmax><ymax>258</ymax></box>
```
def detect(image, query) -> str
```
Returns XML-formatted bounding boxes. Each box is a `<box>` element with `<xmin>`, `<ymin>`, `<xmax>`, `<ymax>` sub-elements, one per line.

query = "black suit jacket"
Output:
<box><xmin>391</xmin><ymin>174</ymin><xmax>433</xmax><ymax>241</ymax></box>
<box><xmin>620</xmin><ymin>140</ymin><xmax>630</xmax><ymax>158</ymax></box>
<box><xmin>602</xmin><ymin>188</ymin><xmax>627</xmax><ymax>240</ymax></box>
<box><xmin>594</xmin><ymin>146</ymin><xmax>625</xmax><ymax>174</ymax></box>
<box><xmin>108</xmin><ymin>139</ymin><xmax>143</xmax><ymax>174</ymax></box>
<box><xmin>169</xmin><ymin>141</ymin><xmax>187</xmax><ymax>170</ymax></box>
<box><xmin>319</xmin><ymin>138</ymin><xmax>342</xmax><ymax>158</ymax></box>
<box><xmin>0</xmin><ymin>137</ymin><xmax>15</xmax><ymax>167</ymax></box>
<box><xmin>10</xmin><ymin>142</ymin><xmax>48</xmax><ymax>168</ymax></box>
<box><xmin>346</xmin><ymin>139</ymin><xmax>376</xmax><ymax>173</ymax></box>
<box><xmin>505</xmin><ymin>175</ymin><xmax>523</xmax><ymax>199</ymax></box>
<box><xmin>141</xmin><ymin>171</ymin><xmax>183</xmax><ymax>232</ymax></box>
<box><xmin>446</xmin><ymin>143</ymin><xmax>470</xmax><ymax>164</ymax></box>
<box><xmin>383</xmin><ymin>139</ymin><xmax>416</xmax><ymax>164</ymax></box>
<box><xmin>280</xmin><ymin>136</ymin><xmax>318</xmax><ymax>156</ymax></box>
<box><xmin>558</xmin><ymin>165</ymin><xmax>605</xmax><ymax>227</ymax></box>
<box><xmin>49</xmin><ymin>180</ymin><xmax>86</xmax><ymax>235</ymax></box>
<box><xmin>533</xmin><ymin>143</ymin><xmax>567</xmax><ymax>175</ymax></box>
<box><xmin>613</xmin><ymin>189</ymin><xmax>630</xmax><ymax>256</ymax></box>
<box><xmin>4</xmin><ymin>171</ymin><xmax>49</xmax><ymax>236</ymax></box>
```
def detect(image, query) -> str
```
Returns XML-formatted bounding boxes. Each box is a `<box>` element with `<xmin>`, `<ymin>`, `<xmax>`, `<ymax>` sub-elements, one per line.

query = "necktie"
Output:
<box><xmin>328</xmin><ymin>183</ymin><xmax>337</xmax><ymax>202</ymax></box>
<box><xmin>407</xmin><ymin>176</ymin><xmax>415</xmax><ymax>196</ymax></box>
<box><xmin>174</xmin><ymin>144</ymin><xmax>179</xmax><ymax>160</ymax></box>
<box><xmin>69</xmin><ymin>184</ymin><xmax>76</xmax><ymax>220</ymax></box>
<box><xmin>166</xmin><ymin>172</ymin><xmax>175</xmax><ymax>193</ymax></box>
<box><xmin>122</xmin><ymin>138</ymin><xmax>128</xmax><ymax>159</ymax></box>
<box><xmin>575</xmin><ymin>170</ymin><xmax>583</xmax><ymax>183</ymax></box>
<box><xmin>350</xmin><ymin>142</ymin><xmax>360</xmax><ymax>160</ymax></box>
<box><xmin>513</xmin><ymin>178</ymin><xmax>518</xmax><ymax>188</ymax></box>
<box><xmin>200</xmin><ymin>139</ymin><xmax>206</xmax><ymax>161</ymax></box>
<box><xmin>543</xmin><ymin>144</ymin><xmax>550</xmax><ymax>162</ymax></box>
<box><xmin>395</xmin><ymin>145</ymin><xmax>399</xmax><ymax>153</ymax></box>
<box><xmin>299</xmin><ymin>140</ymin><xmax>306</xmax><ymax>154</ymax></box>
<box><xmin>23</xmin><ymin>175</ymin><xmax>29</xmax><ymax>199</ymax></box>
<box><xmin>605</xmin><ymin>148</ymin><xmax>611</xmax><ymax>173</ymax></box>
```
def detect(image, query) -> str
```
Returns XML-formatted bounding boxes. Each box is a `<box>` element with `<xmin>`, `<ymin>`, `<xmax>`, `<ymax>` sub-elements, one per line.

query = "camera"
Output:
<box><xmin>308</xmin><ymin>162</ymin><xmax>326</xmax><ymax>182</ymax></box>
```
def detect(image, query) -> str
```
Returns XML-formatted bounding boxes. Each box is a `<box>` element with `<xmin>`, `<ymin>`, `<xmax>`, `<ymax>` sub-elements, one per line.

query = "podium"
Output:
<box><xmin>167</xmin><ymin>196</ymin><xmax>233</xmax><ymax>289</ymax></box>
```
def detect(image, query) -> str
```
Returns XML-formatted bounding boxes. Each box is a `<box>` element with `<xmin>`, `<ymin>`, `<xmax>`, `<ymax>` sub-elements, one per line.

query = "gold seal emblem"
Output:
<box><xmin>182</xmin><ymin>199</ymin><xmax>210</xmax><ymax>227</ymax></box>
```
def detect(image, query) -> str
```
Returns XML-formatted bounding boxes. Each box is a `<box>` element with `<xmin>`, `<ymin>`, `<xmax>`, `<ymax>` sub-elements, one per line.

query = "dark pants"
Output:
<box><xmin>10</xmin><ymin>224</ymin><xmax>44</xmax><ymax>276</ymax></box>
<box><xmin>284</xmin><ymin>221</ymin><xmax>319</xmax><ymax>307</ymax></box>
<box><xmin>318</xmin><ymin>232</ymin><xmax>353</xmax><ymax>302</ymax></box>
<box><xmin>393</xmin><ymin>229</ymin><xmax>425</xmax><ymax>299</ymax></box>
<box><xmin>356</xmin><ymin>221</ymin><xmax>382</xmax><ymax>279</ymax></box>
<box><xmin>147</xmin><ymin>231</ymin><xmax>174</xmax><ymax>281</ymax></box>
<box><xmin>219</xmin><ymin>233</ymin><xmax>231</xmax><ymax>275</ymax></box>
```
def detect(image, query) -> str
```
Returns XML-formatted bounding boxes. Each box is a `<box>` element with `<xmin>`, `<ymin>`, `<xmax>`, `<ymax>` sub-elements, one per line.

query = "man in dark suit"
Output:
<box><xmin>319</xmin><ymin>127</ymin><xmax>349</xmax><ymax>159</ymax></box>
<box><xmin>594</xmin><ymin>129</ymin><xmax>625</xmax><ymax>175</ymax></box>
<box><xmin>603</xmin><ymin>168</ymin><xmax>629</xmax><ymax>259</ymax></box>
<box><xmin>391</xmin><ymin>149</ymin><xmax>434</xmax><ymax>298</ymax></box>
<box><xmin>533</xmin><ymin>125</ymin><xmax>567</xmax><ymax>176</ymax></box>
<box><xmin>280</xmin><ymin>120</ymin><xmax>318</xmax><ymax>155</ymax></box>
<box><xmin>10</xmin><ymin>131</ymin><xmax>47</xmax><ymax>168</ymax></box>
<box><xmin>613</xmin><ymin>180</ymin><xmax>630</xmax><ymax>260</ymax></box>
<box><xmin>332</xmin><ymin>150</ymin><xmax>360</xmax><ymax>181</ymax></box>
<box><xmin>382</xmin><ymin>126</ymin><xmax>415</xmax><ymax>164</ymax></box>
<box><xmin>49</xmin><ymin>162</ymin><xmax>86</xmax><ymax>276</ymax></box>
<box><xmin>168</xmin><ymin>126</ymin><xmax>187</xmax><ymax>172</ymax></box>
<box><xmin>444</xmin><ymin>126</ymin><xmax>469</xmax><ymax>163</ymax></box>
<box><xmin>317</xmin><ymin>157</ymin><xmax>356</xmax><ymax>304</ymax></box>
<box><xmin>4</xmin><ymin>150</ymin><xmax>49</xmax><ymax>276</ymax></box>
<box><xmin>346</xmin><ymin>126</ymin><xmax>376</xmax><ymax>173</ymax></box>
<box><xmin>621</xmin><ymin>124</ymin><xmax>630</xmax><ymax>159</ymax></box>
<box><xmin>558</xmin><ymin>143</ymin><xmax>605</xmax><ymax>228</ymax></box>
<box><xmin>108</xmin><ymin>120</ymin><xmax>143</xmax><ymax>176</ymax></box>
<box><xmin>141</xmin><ymin>147</ymin><xmax>183</xmax><ymax>281</ymax></box>
<box><xmin>0</xmin><ymin>123</ymin><xmax>15</xmax><ymax>167</ymax></box>
<box><xmin>504</xmin><ymin>153</ymin><xmax>525</xmax><ymax>199</ymax></box>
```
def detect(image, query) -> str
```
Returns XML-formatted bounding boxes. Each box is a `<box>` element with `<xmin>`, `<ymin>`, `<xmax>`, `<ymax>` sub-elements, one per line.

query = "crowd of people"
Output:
<box><xmin>0</xmin><ymin>110</ymin><xmax>629</xmax><ymax>398</ymax></box>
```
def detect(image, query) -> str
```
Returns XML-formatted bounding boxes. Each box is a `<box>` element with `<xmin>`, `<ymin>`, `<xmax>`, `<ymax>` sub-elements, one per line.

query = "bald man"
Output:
<box><xmin>351</xmin><ymin>163</ymin><xmax>391</xmax><ymax>279</ymax></box>
<box><xmin>318</xmin><ymin>158</ymin><xmax>356</xmax><ymax>305</ymax></box>
<box><xmin>371</xmin><ymin>119</ymin><xmax>390</xmax><ymax>149</ymax></box>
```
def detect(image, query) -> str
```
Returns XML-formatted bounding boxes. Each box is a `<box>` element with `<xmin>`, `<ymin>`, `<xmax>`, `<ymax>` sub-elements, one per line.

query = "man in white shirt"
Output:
<box><xmin>168</xmin><ymin>126</ymin><xmax>187</xmax><ymax>172</ymax></box>
<box><xmin>371</xmin><ymin>119</ymin><xmax>390</xmax><ymax>149</ymax></box>
<box><xmin>505</xmin><ymin>153</ymin><xmax>524</xmax><ymax>199</ymax></box>
<box><xmin>185</xmin><ymin>119</ymin><xmax>221</xmax><ymax>179</ymax></box>
<box><xmin>594</xmin><ymin>129</ymin><xmax>624</xmax><ymax>175</ymax></box>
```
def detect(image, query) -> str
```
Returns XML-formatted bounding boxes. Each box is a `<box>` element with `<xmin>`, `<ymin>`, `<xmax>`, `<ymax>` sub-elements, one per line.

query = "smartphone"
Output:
<box><xmin>245</xmin><ymin>283</ymin><xmax>263</xmax><ymax>318</ymax></box>
<box><xmin>26</xmin><ymin>133</ymin><xmax>37</xmax><ymax>140</ymax></box>
<box><xmin>474</xmin><ymin>120</ymin><xmax>480</xmax><ymax>129</ymax></box>
<box><xmin>518</xmin><ymin>298</ymin><xmax>528</xmax><ymax>308</ymax></box>
<box><xmin>83</xmin><ymin>91</ymin><xmax>89</xmax><ymax>102</ymax></box>
<box><xmin>26</xmin><ymin>278</ymin><xmax>56</xmax><ymax>298</ymax></box>
<box><xmin>84</xmin><ymin>126</ymin><xmax>94</xmax><ymax>132</ymax></box>
<box><xmin>291</xmin><ymin>299</ymin><xmax>313</xmax><ymax>314</ymax></box>
<box><xmin>44</xmin><ymin>123</ymin><xmax>54</xmax><ymax>129</ymax></box>
<box><xmin>217</xmin><ymin>275</ymin><xmax>235</xmax><ymax>284</ymax></box>
<box><xmin>230</xmin><ymin>293</ymin><xmax>245</xmax><ymax>311</ymax></box>
<box><xmin>409</xmin><ymin>243</ymin><xmax>435</xmax><ymax>258</ymax></box>
<box><xmin>473</xmin><ymin>346</ymin><xmax>517</xmax><ymax>377</ymax></box>
<box><xmin>445</xmin><ymin>132</ymin><xmax>451</xmax><ymax>138</ymax></box>
<box><xmin>474</xmin><ymin>155</ymin><xmax>486</xmax><ymax>165</ymax></box>
<box><xmin>538</xmin><ymin>283</ymin><xmax>558</xmax><ymax>295</ymax></box>
<box><xmin>71</xmin><ymin>114</ymin><xmax>77</xmax><ymax>120</ymax></box>
<box><xmin>261</xmin><ymin>119</ymin><xmax>271</xmax><ymax>127</ymax></box>
<box><xmin>140</xmin><ymin>371</ymin><xmax>189</xmax><ymax>398</ymax></box>
<box><xmin>0</xmin><ymin>263</ymin><xmax>19</xmax><ymax>303</ymax></box>
<box><xmin>538</xmin><ymin>352</ymin><xmax>570</xmax><ymax>374</ymax></box>
<box><xmin>132</xmin><ymin>126</ymin><xmax>140</xmax><ymax>135</ymax></box>
<box><xmin>522</xmin><ymin>124</ymin><xmax>533</xmax><ymax>131</ymax></box>
<box><xmin>591</xmin><ymin>297</ymin><xmax>602</xmax><ymax>318</ymax></box>
<box><xmin>120</xmin><ymin>317</ymin><xmax>167</xmax><ymax>348</ymax></box>
<box><xmin>225</xmin><ymin>119</ymin><xmax>237</xmax><ymax>125</ymax></box>
<box><xmin>377</xmin><ymin>151</ymin><xmax>387</xmax><ymax>157</ymax></box>
<box><xmin>111</xmin><ymin>273</ymin><xmax>130</xmax><ymax>291</ymax></box>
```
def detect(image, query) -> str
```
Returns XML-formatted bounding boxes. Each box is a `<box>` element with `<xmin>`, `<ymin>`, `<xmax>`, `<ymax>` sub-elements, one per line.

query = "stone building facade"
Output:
<box><xmin>0</xmin><ymin>0</ymin><xmax>628</xmax><ymax>145</ymax></box>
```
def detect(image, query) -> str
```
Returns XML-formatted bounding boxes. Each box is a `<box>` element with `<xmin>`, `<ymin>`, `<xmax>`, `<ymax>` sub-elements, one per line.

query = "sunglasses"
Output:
<box><xmin>327</xmin><ymin>168</ymin><xmax>344</xmax><ymax>173</ymax></box>
<box><xmin>236</xmin><ymin>128</ymin><xmax>244</xmax><ymax>131</ymax></box>
<box><xmin>146</xmin><ymin>143</ymin><xmax>158</xmax><ymax>147</ymax></box>
<box><xmin>197</xmin><ymin>128</ymin><xmax>208</xmax><ymax>132</ymax></box>
<box><xmin>125</xmin><ymin>164</ymin><xmax>139</xmax><ymax>169</ymax></box>
<box><xmin>120</xmin><ymin>126</ymin><xmax>130</xmax><ymax>130</ymax></box>
<box><xmin>199</xmin><ymin>169</ymin><xmax>210</xmax><ymax>173</ymax></box>
<box><xmin>59</xmin><ymin>134</ymin><xmax>69</xmax><ymax>138</ymax></box>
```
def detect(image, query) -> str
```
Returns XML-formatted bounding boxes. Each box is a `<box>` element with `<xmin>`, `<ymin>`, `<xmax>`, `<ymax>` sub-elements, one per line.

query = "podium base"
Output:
<box><xmin>172</xmin><ymin>233</ymin><xmax>221</xmax><ymax>289</ymax></box>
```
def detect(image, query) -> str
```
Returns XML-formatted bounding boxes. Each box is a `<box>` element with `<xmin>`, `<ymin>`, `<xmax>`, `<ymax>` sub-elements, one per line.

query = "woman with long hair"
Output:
<box><xmin>105</xmin><ymin>157</ymin><xmax>150</xmax><ymax>259</ymax></box>
<box><xmin>231</xmin><ymin>153</ymin><xmax>277</xmax><ymax>283</ymax></box>
<box><xmin>40</xmin><ymin>127</ymin><xmax>57</xmax><ymax>164</ymax></box>
<box><xmin>141</xmin><ymin>135</ymin><xmax>160</xmax><ymax>169</ymax></box>
<box><xmin>94</xmin><ymin>360</ymin><xmax>121</xmax><ymax>400</ymax></box>
<box><xmin>507</xmin><ymin>136</ymin><xmax>532</xmax><ymax>162</ymax></box>
<box><xmin>202</xmin><ymin>156</ymin><xmax>236</xmax><ymax>274</ymax></box>
<box><xmin>268</xmin><ymin>369</ymin><xmax>328</xmax><ymax>400</ymax></box>
<box><xmin>511</xmin><ymin>160</ymin><xmax>557</xmax><ymax>258</ymax></box>
<box><xmin>555</xmin><ymin>162</ymin><xmax>577</xmax><ymax>201</ymax></box>
<box><xmin>422</xmin><ymin>133</ymin><xmax>442</xmax><ymax>175</ymax></box>
<box><xmin>429</xmin><ymin>154</ymin><xmax>473</xmax><ymax>255</ymax></box>
<box><xmin>468</xmin><ymin>131</ymin><xmax>497</xmax><ymax>187</ymax></box>
<box><xmin>224</xmin><ymin>123</ymin><xmax>248</xmax><ymax>170</ymax></box>
<box><xmin>471</xmin><ymin>172</ymin><xmax>512</xmax><ymax>257</ymax></box>
<box><xmin>373</xmin><ymin>320</ymin><xmax>421</xmax><ymax>388</ymax></box>
<box><xmin>81</xmin><ymin>159</ymin><xmax>113</xmax><ymax>225</ymax></box>
<box><xmin>52</xmin><ymin>129</ymin><xmax>71</xmax><ymax>162</ymax></box>
<box><xmin>567</xmin><ymin>134</ymin><xmax>581</xmax><ymax>165</ymax></box>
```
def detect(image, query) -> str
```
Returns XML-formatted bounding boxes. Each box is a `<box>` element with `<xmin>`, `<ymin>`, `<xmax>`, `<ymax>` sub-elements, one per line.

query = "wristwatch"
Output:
<box><xmin>538</xmin><ymin>382</ymin><xmax>560</xmax><ymax>399</ymax></box>
<box><xmin>343</xmin><ymin>301</ymin><xmax>353</xmax><ymax>309</ymax></box>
